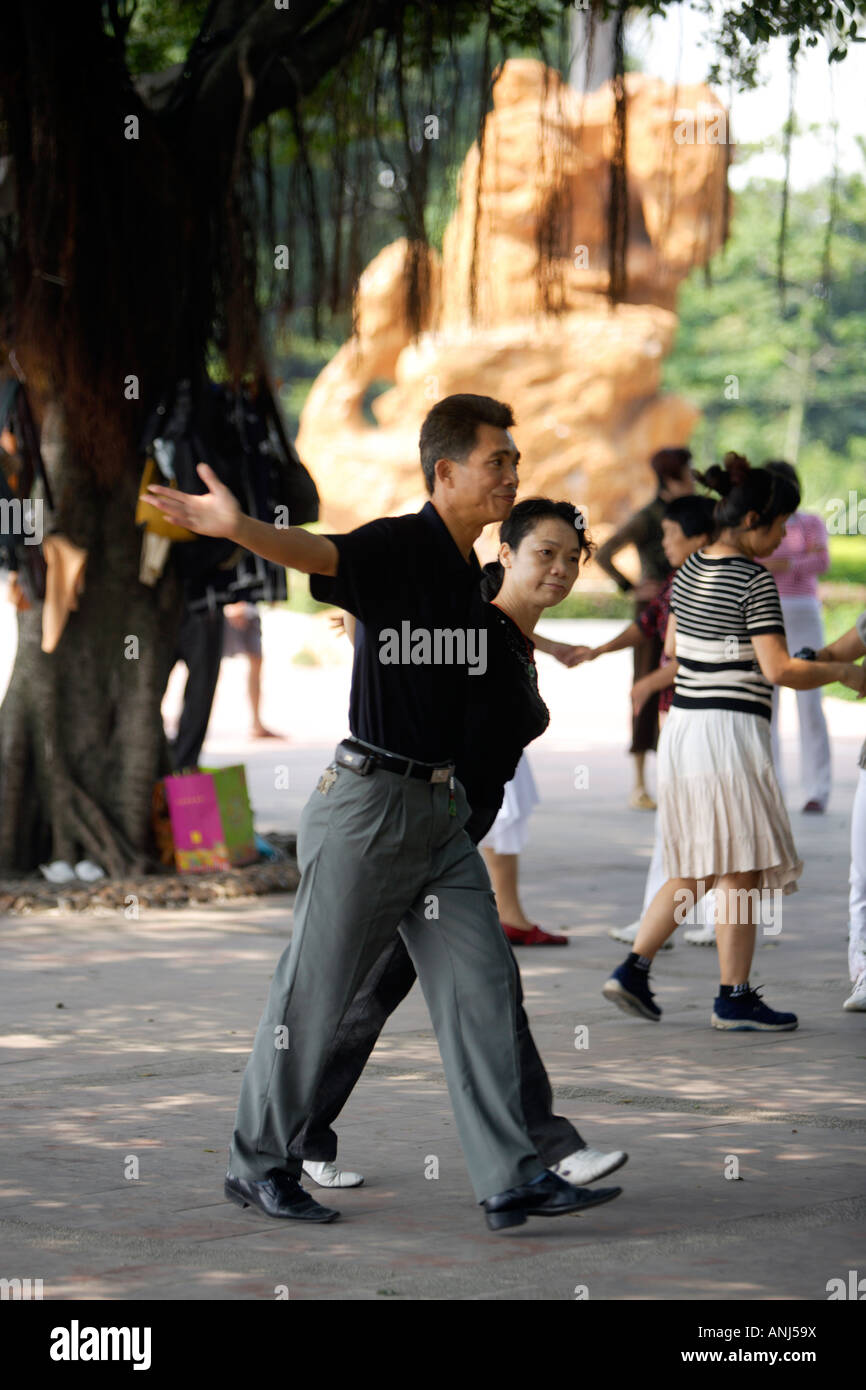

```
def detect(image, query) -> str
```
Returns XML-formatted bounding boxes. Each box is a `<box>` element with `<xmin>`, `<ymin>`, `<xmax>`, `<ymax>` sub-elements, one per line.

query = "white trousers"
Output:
<box><xmin>770</xmin><ymin>597</ymin><xmax>832</xmax><ymax>808</ymax></box>
<box><xmin>479</xmin><ymin>754</ymin><xmax>539</xmax><ymax>856</ymax></box>
<box><xmin>849</xmin><ymin>768</ymin><xmax>866</xmax><ymax>983</ymax></box>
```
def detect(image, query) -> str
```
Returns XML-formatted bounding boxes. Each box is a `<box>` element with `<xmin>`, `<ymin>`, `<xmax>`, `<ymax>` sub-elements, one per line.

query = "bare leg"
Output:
<box><xmin>714</xmin><ymin>871</ymin><xmax>760</xmax><ymax>986</ymax></box>
<box><xmin>629</xmin><ymin>752</ymin><xmax>656</xmax><ymax>810</ymax></box>
<box><xmin>248</xmin><ymin>654</ymin><xmax>263</xmax><ymax>729</ymax></box>
<box><xmin>633</xmin><ymin>751</ymin><xmax>648</xmax><ymax>794</ymax></box>
<box><xmin>482</xmin><ymin>849</ymin><xmax>533</xmax><ymax>928</ymax></box>
<box><xmin>634</xmin><ymin>875</ymin><xmax>715</xmax><ymax>958</ymax></box>
<box><xmin>248</xmin><ymin>654</ymin><xmax>279</xmax><ymax>737</ymax></box>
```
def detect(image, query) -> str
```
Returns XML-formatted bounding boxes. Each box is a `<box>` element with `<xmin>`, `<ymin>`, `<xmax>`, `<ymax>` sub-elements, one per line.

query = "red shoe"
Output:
<box><xmin>501</xmin><ymin>923</ymin><xmax>569</xmax><ymax>946</ymax></box>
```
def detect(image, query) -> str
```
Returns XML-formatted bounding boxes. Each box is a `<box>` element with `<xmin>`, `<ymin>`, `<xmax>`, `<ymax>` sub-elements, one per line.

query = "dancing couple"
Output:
<box><xmin>147</xmin><ymin>394</ymin><xmax>626</xmax><ymax>1231</ymax></box>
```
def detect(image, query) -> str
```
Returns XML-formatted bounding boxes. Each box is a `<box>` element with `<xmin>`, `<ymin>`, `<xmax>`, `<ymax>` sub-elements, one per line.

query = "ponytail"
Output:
<box><xmin>695</xmin><ymin>452</ymin><xmax>799</xmax><ymax>530</ymax></box>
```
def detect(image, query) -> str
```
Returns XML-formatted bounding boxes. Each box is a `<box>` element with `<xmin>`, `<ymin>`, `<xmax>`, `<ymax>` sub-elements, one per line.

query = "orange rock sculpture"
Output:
<box><xmin>297</xmin><ymin>59</ymin><xmax>731</xmax><ymax>540</ymax></box>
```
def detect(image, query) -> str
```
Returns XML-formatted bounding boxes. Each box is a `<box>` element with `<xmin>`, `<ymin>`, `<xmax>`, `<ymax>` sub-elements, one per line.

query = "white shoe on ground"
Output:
<box><xmin>684</xmin><ymin>922</ymin><xmax>716</xmax><ymax>946</ymax></box>
<box><xmin>842</xmin><ymin>972</ymin><xmax>866</xmax><ymax>1012</ymax></box>
<box><xmin>38</xmin><ymin>860</ymin><xmax>77</xmax><ymax>884</ymax></box>
<box><xmin>75</xmin><ymin>860</ymin><xmax>105</xmax><ymax>882</ymax></box>
<box><xmin>302</xmin><ymin>1159</ymin><xmax>365</xmax><ymax>1188</ymax></box>
<box><xmin>551</xmin><ymin>1146</ymin><xmax>628</xmax><ymax>1185</ymax></box>
<box><xmin>609</xmin><ymin>920</ymin><xmax>673</xmax><ymax>950</ymax></box>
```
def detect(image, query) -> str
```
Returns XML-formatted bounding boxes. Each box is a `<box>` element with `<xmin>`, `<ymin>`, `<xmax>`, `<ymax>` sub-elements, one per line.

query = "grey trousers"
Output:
<box><xmin>228</xmin><ymin>760</ymin><xmax>546</xmax><ymax>1201</ymax></box>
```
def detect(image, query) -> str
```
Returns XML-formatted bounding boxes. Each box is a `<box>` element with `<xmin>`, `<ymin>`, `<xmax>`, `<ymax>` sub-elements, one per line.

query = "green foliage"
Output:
<box><xmin>822</xmin><ymin>596</ymin><xmax>866</xmax><ymax>700</ymax></box>
<box><xmin>663</xmin><ymin>163</ymin><xmax>866</xmax><ymax>510</ymax></box>
<box><xmin>116</xmin><ymin>0</ymin><xmax>207</xmax><ymax>74</ymax></box>
<box><xmin>543</xmin><ymin>590</ymin><xmax>634</xmax><ymax>620</ymax></box>
<box><xmin>828</xmin><ymin>536</ymin><xmax>866</xmax><ymax>584</ymax></box>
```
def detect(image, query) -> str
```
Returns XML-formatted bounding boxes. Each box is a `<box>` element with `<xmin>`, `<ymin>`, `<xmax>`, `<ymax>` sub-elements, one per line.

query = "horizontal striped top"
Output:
<box><xmin>670</xmin><ymin>551</ymin><xmax>785</xmax><ymax>720</ymax></box>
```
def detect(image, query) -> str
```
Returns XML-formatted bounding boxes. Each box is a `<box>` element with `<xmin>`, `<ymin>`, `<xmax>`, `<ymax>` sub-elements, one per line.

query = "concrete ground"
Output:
<box><xmin>1</xmin><ymin>615</ymin><xmax>865</xmax><ymax>1300</ymax></box>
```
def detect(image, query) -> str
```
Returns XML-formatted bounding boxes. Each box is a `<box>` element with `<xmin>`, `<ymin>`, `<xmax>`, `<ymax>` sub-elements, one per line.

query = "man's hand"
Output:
<box><xmin>144</xmin><ymin>462</ymin><xmax>242</xmax><ymax>539</ymax></box>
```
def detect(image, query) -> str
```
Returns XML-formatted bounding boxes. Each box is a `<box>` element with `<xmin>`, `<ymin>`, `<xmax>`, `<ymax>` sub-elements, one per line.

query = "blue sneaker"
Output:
<box><xmin>711</xmin><ymin>986</ymin><xmax>798</xmax><ymax>1032</ymax></box>
<box><xmin>602</xmin><ymin>961</ymin><xmax>661</xmax><ymax>1021</ymax></box>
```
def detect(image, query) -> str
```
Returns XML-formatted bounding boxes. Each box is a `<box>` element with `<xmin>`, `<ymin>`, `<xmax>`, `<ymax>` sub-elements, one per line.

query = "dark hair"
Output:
<box><xmin>651</xmin><ymin>446</ymin><xmax>692</xmax><ymax>485</ymax></box>
<box><xmin>663</xmin><ymin>494</ymin><xmax>717</xmax><ymax>539</ymax></box>
<box><xmin>764</xmin><ymin>459</ymin><xmax>801</xmax><ymax>492</ymax></box>
<box><xmin>481</xmin><ymin>498</ymin><xmax>593</xmax><ymax>600</ymax></box>
<box><xmin>419</xmin><ymin>394</ymin><xmax>515</xmax><ymax>494</ymax></box>
<box><xmin>695</xmin><ymin>452</ymin><xmax>800</xmax><ymax>530</ymax></box>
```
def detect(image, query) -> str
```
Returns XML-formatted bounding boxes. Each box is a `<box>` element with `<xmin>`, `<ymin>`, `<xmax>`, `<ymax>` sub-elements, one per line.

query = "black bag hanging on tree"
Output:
<box><xmin>0</xmin><ymin>374</ymin><xmax>54</xmax><ymax>602</ymax></box>
<box><xmin>139</xmin><ymin>374</ymin><xmax>318</xmax><ymax>612</ymax></box>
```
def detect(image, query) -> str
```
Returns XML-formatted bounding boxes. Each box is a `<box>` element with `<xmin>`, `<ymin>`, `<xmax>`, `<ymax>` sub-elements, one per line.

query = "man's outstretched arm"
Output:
<box><xmin>145</xmin><ymin>462</ymin><xmax>338</xmax><ymax>576</ymax></box>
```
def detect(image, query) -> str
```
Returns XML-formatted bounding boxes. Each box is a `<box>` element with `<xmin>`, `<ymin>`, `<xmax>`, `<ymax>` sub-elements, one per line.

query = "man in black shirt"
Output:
<box><xmin>145</xmin><ymin>393</ymin><xmax>621</xmax><ymax>1231</ymax></box>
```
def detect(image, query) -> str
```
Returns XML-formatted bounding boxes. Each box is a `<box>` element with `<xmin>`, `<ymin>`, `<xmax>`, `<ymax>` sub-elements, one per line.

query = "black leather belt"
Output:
<box><xmin>336</xmin><ymin>738</ymin><xmax>455</xmax><ymax>784</ymax></box>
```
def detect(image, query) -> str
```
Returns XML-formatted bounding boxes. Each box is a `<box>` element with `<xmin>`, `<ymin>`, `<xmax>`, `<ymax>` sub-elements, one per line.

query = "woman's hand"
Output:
<box><xmin>543</xmin><ymin>641</ymin><xmax>586</xmax><ymax>667</ymax></box>
<box><xmin>144</xmin><ymin>462</ymin><xmax>241</xmax><ymax>539</ymax></box>
<box><xmin>561</xmin><ymin>645</ymin><xmax>596</xmax><ymax>667</ymax></box>
<box><xmin>840</xmin><ymin>662</ymin><xmax>866</xmax><ymax>699</ymax></box>
<box><xmin>328</xmin><ymin>611</ymin><xmax>347</xmax><ymax>638</ymax></box>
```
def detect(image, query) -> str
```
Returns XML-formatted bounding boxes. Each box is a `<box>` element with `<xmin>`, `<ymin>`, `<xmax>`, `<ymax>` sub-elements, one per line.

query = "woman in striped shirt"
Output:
<box><xmin>603</xmin><ymin>454</ymin><xmax>866</xmax><ymax>1032</ymax></box>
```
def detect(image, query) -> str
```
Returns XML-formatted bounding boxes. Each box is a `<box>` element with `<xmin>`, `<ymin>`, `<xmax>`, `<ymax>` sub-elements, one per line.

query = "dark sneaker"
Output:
<box><xmin>711</xmin><ymin>987</ymin><xmax>798</xmax><ymax>1032</ymax></box>
<box><xmin>602</xmin><ymin>962</ymin><xmax>661</xmax><ymax>1021</ymax></box>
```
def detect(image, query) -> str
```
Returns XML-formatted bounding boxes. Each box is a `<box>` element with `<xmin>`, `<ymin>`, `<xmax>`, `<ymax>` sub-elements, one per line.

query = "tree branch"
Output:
<box><xmin>183</xmin><ymin>0</ymin><xmax>406</xmax><ymax>155</ymax></box>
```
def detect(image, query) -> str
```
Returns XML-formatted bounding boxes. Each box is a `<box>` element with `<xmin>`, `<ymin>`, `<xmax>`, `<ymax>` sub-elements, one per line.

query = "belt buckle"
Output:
<box><xmin>430</xmin><ymin>766</ymin><xmax>450</xmax><ymax>784</ymax></box>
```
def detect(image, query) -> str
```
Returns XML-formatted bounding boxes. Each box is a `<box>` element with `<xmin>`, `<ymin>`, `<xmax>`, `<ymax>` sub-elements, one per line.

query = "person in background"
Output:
<box><xmin>569</xmin><ymin>495</ymin><xmax>718</xmax><ymax>950</ymax></box>
<box><xmin>602</xmin><ymin>454</ymin><xmax>866</xmax><ymax>1032</ymax></box>
<box><xmin>762</xmin><ymin>461</ymin><xmax>832</xmax><ymax>813</ymax></box>
<box><xmin>813</xmin><ymin>613</ymin><xmax>866</xmax><ymax>1011</ymax></box>
<box><xmin>222</xmin><ymin>600</ymin><xmax>282</xmax><ymax>739</ymax></box>
<box><xmin>169</xmin><ymin>603</ymin><xmax>226</xmax><ymax>771</ymax></box>
<box><xmin>594</xmin><ymin>447</ymin><xmax>695</xmax><ymax>811</ymax></box>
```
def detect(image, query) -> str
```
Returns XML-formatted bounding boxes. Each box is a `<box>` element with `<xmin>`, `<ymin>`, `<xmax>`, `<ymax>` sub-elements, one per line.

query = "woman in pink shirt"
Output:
<box><xmin>763</xmin><ymin>461</ymin><xmax>832</xmax><ymax>813</ymax></box>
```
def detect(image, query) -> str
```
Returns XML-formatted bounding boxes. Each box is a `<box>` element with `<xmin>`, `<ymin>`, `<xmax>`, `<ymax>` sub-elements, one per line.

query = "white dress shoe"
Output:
<box><xmin>609</xmin><ymin>920</ymin><xmax>673</xmax><ymax>950</ymax></box>
<box><xmin>843</xmin><ymin>972</ymin><xmax>866</xmax><ymax>1012</ymax></box>
<box><xmin>684</xmin><ymin>921</ymin><xmax>716</xmax><ymax>946</ymax></box>
<box><xmin>302</xmin><ymin>1159</ymin><xmax>365</xmax><ymax>1189</ymax></box>
<box><xmin>551</xmin><ymin>1146</ymin><xmax>628</xmax><ymax>1185</ymax></box>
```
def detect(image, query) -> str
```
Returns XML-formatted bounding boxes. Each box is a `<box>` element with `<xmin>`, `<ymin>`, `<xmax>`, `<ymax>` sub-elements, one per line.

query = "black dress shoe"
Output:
<box><xmin>225</xmin><ymin>1170</ymin><xmax>340</xmax><ymax>1222</ymax></box>
<box><xmin>482</xmin><ymin>1170</ymin><xmax>621</xmax><ymax>1231</ymax></box>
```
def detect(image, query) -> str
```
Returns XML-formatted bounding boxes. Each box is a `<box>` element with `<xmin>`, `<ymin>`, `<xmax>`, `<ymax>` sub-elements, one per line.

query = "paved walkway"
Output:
<box><xmin>1</xmin><ymin>619</ymin><xmax>864</xmax><ymax>1300</ymax></box>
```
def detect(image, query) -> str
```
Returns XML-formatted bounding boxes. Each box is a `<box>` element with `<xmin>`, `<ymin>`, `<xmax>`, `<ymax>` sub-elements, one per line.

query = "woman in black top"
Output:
<box><xmin>464</xmin><ymin>503</ymin><xmax>588</xmax><ymax>945</ymax></box>
<box><xmin>459</xmin><ymin>500</ymin><xmax>580</xmax><ymax>836</ymax></box>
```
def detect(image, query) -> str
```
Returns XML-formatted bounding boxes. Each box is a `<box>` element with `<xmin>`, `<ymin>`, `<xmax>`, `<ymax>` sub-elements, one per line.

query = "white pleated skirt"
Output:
<box><xmin>658</xmin><ymin>705</ymin><xmax>803</xmax><ymax>893</ymax></box>
<box><xmin>479</xmin><ymin>754</ymin><xmax>539</xmax><ymax>855</ymax></box>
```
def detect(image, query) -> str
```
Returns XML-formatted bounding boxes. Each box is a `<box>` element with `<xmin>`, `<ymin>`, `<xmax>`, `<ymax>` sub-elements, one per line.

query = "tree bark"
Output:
<box><xmin>0</xmin><ymin>406</ymin><xmax>181</xmax><ymax>875</ymax></box>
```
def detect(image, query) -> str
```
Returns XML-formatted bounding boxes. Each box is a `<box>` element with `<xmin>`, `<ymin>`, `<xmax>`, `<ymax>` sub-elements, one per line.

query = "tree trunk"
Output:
<box><xmin>0</xmin><ymin>406</ymin><xmax>181</xmax><ymax>875</ymax></box>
